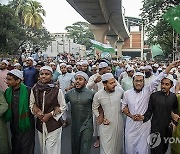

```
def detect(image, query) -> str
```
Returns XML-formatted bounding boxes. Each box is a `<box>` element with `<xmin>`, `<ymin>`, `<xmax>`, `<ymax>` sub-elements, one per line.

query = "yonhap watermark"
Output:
<box><xmin>147</xmin><ymin>132</ymin><xmax>180</xmax><ymax>148</ymax></box>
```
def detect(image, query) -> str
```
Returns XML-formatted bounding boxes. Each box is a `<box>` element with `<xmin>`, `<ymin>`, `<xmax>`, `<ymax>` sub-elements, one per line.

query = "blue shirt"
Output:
<box><xmin>23</xmin><ymin>67</ymin><xmax>37</xmax><ymax>87</ymax></box>
<box><xmin>52</xmin><ymin>71</ymin><xmax>61</xmax><ymax>82</ymax></box>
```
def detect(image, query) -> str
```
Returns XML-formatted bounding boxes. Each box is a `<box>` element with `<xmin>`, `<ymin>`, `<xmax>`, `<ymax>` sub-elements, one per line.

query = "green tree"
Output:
<box><xmin>0</xmin><ymin>4</ymin><xmax>52</xmax><ymax>54</ymax></box>
<box><xmin>141</xmin><ymin>0</ymin><xmax>180</xmax><ymax>57</ymax></box>
<box><xmin>9</xmin><ymin>0</ymin><xmax>46</xmax><ymax>29</ymax></box>
<box><xmin>0</xmin><ymin>4</ymin><xmax>27</xmax><ymax>54</ymax></box>
<box><xmin>65</xmin><ymin>21</ymin><xmax>94</xmax><ymax>50</ymax></box>
<box><xmin>23</xmin><ymin>0</ymin><xmax>46</xmax><ymax>29</ymax></box>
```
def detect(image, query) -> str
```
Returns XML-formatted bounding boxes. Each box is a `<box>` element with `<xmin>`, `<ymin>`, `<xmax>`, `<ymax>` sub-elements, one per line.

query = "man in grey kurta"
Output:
<box><xmin>0</xmin><ymin>90</ymin><xmax>10</xmax><ymax>154</ymax></box>
<box><xmin>65</xmin><ymin>71</ymin><xmax>95</xmax><ymax>154</ymax></box>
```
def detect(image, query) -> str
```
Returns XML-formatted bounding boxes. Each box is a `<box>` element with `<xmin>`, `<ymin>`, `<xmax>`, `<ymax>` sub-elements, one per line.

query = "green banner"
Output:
<box><xmin>163</xmin><ymin>5</ymin><xmax>180</xmax><ymax>34</ymax></box>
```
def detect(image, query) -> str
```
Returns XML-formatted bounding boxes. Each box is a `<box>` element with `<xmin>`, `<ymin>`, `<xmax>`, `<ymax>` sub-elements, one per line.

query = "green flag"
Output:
<box><xmin>163</xmin><ymin>5</ymin><xmax>180</xmax><ymax>34</ymax></box>
<box><xmin>90</xmin><ymin>39</ymin><xmax>115</xmax><ymax>53</ymax></box>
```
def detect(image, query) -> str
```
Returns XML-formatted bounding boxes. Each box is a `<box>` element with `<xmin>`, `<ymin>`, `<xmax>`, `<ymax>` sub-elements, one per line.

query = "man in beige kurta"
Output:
<box><xmin>93</xmin><ymin>73</ymin><xmax>124</xmax><ymax>154</ymax></box>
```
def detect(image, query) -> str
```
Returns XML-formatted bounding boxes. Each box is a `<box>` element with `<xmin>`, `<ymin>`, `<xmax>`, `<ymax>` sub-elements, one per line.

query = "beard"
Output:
<box><xmin>145</xmin><ymin>71</ymin><xmax>151</xmax><ymax>78</ymax></box>
<box><xmin>133</xmin><ymin>86</ymin><xmax>144</xmax><ymax>93</ymax></box>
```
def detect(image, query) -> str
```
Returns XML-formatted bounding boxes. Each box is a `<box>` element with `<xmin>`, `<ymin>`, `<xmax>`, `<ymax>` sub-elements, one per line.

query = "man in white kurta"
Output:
<box><xmin>122</xmin><ymin>62</ymin><xmax>176</xmax><ymax>154</ymax></box>
<box><xmin>121</xmin><ymin>67</ymin><xmax>134</xmax><ymax>91</ymax></box>
<box><xmin>93</xmin><ymin>73</ymin><xmax>124</xmax><ymax>154</ymax></box>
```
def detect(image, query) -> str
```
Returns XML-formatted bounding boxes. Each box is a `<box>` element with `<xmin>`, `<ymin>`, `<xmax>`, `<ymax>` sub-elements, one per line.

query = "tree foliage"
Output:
<box><xmin>141</xmin><ymin>0</ymin><xmax>180</xmax><ymax>57</ymax></box>
<box><xmin>9</xmin><ymin>0</ymin><xmax>46</xmax><ymax>29</ymax></box>
<box><xmin>0</xmin><ymin>4</ymin><xmax>52</xmax><ymax>54</ymax></box>
<box><xmin>65</xmin><ymin>21</ymin><xmax>94</xmax><ymax>50</ymax></box>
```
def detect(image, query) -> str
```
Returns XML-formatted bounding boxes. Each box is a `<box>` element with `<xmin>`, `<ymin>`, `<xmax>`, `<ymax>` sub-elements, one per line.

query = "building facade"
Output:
<box><xmin>45</xmin><ymin>33</ymin><xmax>86</xmax><ymax>58</ymax></box>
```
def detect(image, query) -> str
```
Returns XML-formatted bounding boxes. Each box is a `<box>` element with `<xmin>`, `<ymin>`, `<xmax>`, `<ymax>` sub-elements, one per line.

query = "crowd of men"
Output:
<box><xmin>0</xmin><ymin>52</ymin><xmax>180</xmax><ymax>154</ymax></box>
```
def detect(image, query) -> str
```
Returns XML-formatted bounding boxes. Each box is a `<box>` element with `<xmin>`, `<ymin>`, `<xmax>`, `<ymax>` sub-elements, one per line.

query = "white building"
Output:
<box><xmin>45</xmin><ymin>33</ymin><xmax>86</xmax><ymax>58</ymax></box>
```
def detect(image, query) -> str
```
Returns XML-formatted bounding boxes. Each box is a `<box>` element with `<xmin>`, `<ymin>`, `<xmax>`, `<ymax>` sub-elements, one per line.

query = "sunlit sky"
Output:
<box><xmin>1</xmin><ymin>0</ymin><xmax>143</xmax><ymax>33</ymax></box>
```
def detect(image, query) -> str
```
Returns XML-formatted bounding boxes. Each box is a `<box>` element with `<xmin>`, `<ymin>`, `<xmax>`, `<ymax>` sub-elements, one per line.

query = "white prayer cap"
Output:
<box><xmin>101</xmin><ymin>73</ymin><xmax>114</xmax><ymax>82</ymax></box>
<box><xmin>59</xmin><ymin>63</ymin><xmax>67</xmax><ymax>67</ymax></box>
<box><xmin>9</xmin><ymin>69</ymin><xmax>23</xmax><ymax>80</ymax></box>
<box><xmin>27</xmin><ymin>57</ymin><xmax>34</xmax><ymax>61</ymax></box>
<box><xmin>153</xmin><ymin>63</ymin><xmax>159</xmax><ymax>68</ymax></box>
<box><xmin>133</xmin><ymin>72</ymin><xmax>145</xmax><ymax>78</ymax></box>
<box><xmin>33</xmin><ymin>61</ymin><xmax>37</xmax><ymax>66</ymax></box>
<box><xmin>92</xmin><ymin>65</ymin><xmax>96</xmax><ymax>68</ymax></box>
<box><xmin>49</xmin><ymin>62</ymin><xmax>56</xmax><ymax>66</ymax></box>
<box><xmin>14</xmin><ymin>63</ymin><xmax>21</xmax><ymax>66</ymax></box>
<box><xmin>158</xmin><ymin>67</ymin><xmax>162</xmax><ymax>71</ymax></box>
<box><xmin>162</xmin><ymin>65</ymin><xmax>166</xmax><ymax>69</ymax></box>
<box><xmin>140</xmin><ymin>66</ymin><xmax>145</xmax><ymax>70</ymax></box>
<box><xmin>164</xmin><ymin>74</ymin><xmax>174</xmax><ymax>82</ymax></box>
<box><xmin>75</xmin><ymin>71</ymin><xmax>89</xmax><ymax>81</ymax></box>
<box><xmin>81</xmin><ymin>60</ymin><xmax>88</xmax><ymax>65</ymax></box>
<box><xmin>67</xmin><ymin>65</ymin><xmax>72</xmax><ymax>68</ymax></box>
<box><xmin>40</xmin><ymin>66</ymin><xmax>53</xmax><ymax>73</ymax></box>
<box><xmin>178</xmin><ymin>66</ymin><xmax>180</xmax><ymax>69</ymax></box>
<box><xmin>127</xmin><ymin>67</ymin><xmax>134</xmax><ymax>72</ymax></box>
<box><xmin>76</xmin><ymin>62</ymin><xmax>82</xmax><ymax>66</ymax></box>
<box><xmin>144</xmin><ymin>65</ymin><xmax>152</xmax><ymax>70</ymax></box>
<box><xmin>98</xmin><ymin>62</ymin><xmax>108</xmax><ymax>69</ymax></box>
<box><xmin>125</xmin><ymin>64</ymin><xmax>130</xmax><ymax>69</ymax></box>
<box><xmin>1</xmin><ymin>60</ymin><xmax>9</xmax><ymax>65</ymax></box>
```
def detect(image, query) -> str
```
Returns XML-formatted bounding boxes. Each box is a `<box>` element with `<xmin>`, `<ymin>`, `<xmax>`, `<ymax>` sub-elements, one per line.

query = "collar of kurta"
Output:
<box><xmin>75</xmin><ymin>86</ymin><xmax>86</xmax><ymax>93</ymax></box>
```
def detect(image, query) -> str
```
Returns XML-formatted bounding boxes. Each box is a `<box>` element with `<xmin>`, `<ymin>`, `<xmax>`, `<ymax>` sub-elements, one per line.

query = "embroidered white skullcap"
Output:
<box><xmin>133</xmin><ymin>72</ymin><xmax>145</xmax><ymax>78</ymax></box>
<box><xmin>9</xmin><ymin>69</ymin><xmax>23</xmax><ymax>80</ymax></box>
<box><xmin>1</xmin><ymin>60</ymin><xmax>9</xmax><ymax>65</ymax></box>
<box><xmin>101</xmin><ymin>73</ymin><xmax>114</xmax><ymax>82</ymax></box>
<box><xmin>162</xmin><ymin>65</ymin><xmax>166</xmax><ymax>69</ymax></box>
<box><xmin>75</xmin><ymin>71</ymin><xmax>89</xmax><ymax>81</ymax></box>
<box><xmin>164</xmin><ymin>74</ymin><xmax>174</xmax><ymax>82</ymax></box>
<box><xmin>33</xmin><ymin>61</ymin><xmax>37</xmax><ymax>66</ymax></box>
<box><xmin>144</xmin><ymin>65</ymin><xmax>152</xmax><ymax>70</ymax></box>
<box><xmin>76</xmin><ymin>62</ymin><xmax>82</xmax><ymax>66</ymax></box>
<box><xmin>157</xmin><ymin>67</ymin><xmax>162</xmax><ymax>71</ymax></box>
<box><xmin>27</xmin><ymin>57</ymin><xmax>34</xmax><ymax>61</ymax></box>
<box><xmin>67</xmin><ymin>65</ymin><xmax>72</xmax><ymax>68</ymax></box>
<box><xmin>98</xmin><ymin>62</ymin><xmax>108</xmax><ymax>69</ymax></box>
<box><xmin>40</xmin><ymin>66</ymin><xmax>53</xmax><ymax>73</ymax></box>
<box><xmin>153</xmin><ymin>64</ymin><xmax>159</xmax><ymax>68</ymax></box>
<box><xmin>81</xmin><ymin>60</ymin><xmax>88</xmax><ymax>65</ymax></box>
<box><xmin>49</xmin><ymin>62</ymin><xmax>56</xmax><ymax>66</ymax></box>
<box><xmin>140</xmin><ymin>66</ymin><xmax>145</xmax><ymax>70</ymax></box>
<box><xmin>14</xmin><ymin>63</ymin><xmax>21</xmax><ymax>66</ymax></box>
<box><xmin>59</xmin><ymin>63</ymin><xmax>67</xmax><ymax>67</ymax></box>
<box><xmin>127</xmin><ymin>67</ymin><xmax>134</xmax><ymax>72</ymax></box>
<box><xmin>92</xmin><ymin>65</ymin><xmax>96</xmax><ymax>68</ymax></box>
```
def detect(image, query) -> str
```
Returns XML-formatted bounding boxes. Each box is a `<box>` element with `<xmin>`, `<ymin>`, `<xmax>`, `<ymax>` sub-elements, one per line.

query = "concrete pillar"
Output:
<box><xmin>106</xmin><ymin>35</ymin><xmax>118</xmax><ymax>58</ymax></box>
<box><xmin>116</xmin><ymin>41</ymin><xmax>124</xmax><ymax>59</ymax></box>
<box><xmin>89</xmin><ymin>24</ymin><xmax>109</xmax><ymax>58</ymax></box>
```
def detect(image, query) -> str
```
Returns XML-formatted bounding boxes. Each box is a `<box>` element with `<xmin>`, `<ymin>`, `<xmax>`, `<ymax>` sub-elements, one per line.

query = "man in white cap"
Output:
<box><xmin>57</xmin><ymin>62</ymin><xmax>74</xmax><ymax>127</ymax></box>
<box><xmin>136</xmin><ymin>74</ymin><xmax>179</xmax><ymax>154</ymax></box>
<box><xmin>81</xmin><ymin>60</ymin><xmax>92</xmax><ymax>77</ymax></box>
<box><xmin>122</xmin><ymin>61</ymin><xmax>179</xmax><ymax>154</ymax></box>
<box><xmin>23</xmin><ymin>57</ymin><xmax>38</xmax><ymax>87</ymax></box>
<box><xmin>152</xmin><ymin>63</ymin><xmax>159</xmax><ymax>76</ymax></box>
<box><xmin>49</xmin><ymin>62</ymin><xmax>60</xmax><ymax>82</ymax></box>
<box><xmin>14</xmin><ymin>63</ymin><xmax>22</xmax><ymax>70</ymax></box>
<box><xmin>30</xmin><ymin>66</ymin><xmax>66</xmax><ymax>154</ymax></box>
<box><xmin>86</xmin><ymin>61</ymin><xmax>110</xmax><ymax>147</ymax></box>
<box><xmin>0</xmin><ymin>60</ymin><xmax>9</xmax><ymax>91</ymax></box>
<box><xmin>92</xmin><ymin>72</ymin><xmax>124</xmax><ymax>154</ymax></box>
<box><xmin>65</xmin><ymin>71</ymin><xmax>95</xmax><ymax>154</ymax></box>
<box><xmin>4</xmin><ymin>69</ymin><xmax>35</xmax><ymax>154</ymax></box>
<box><xmin>121</xmin><ymin>67</ymin><xmax>135</xmax><ymax>91</ymax></box>
<box><xmin>87</xmin><ymin>62</ymin><xmax>109</xmax><ymax>92</ymax></box>
<box><xmin>144</xmin><ymin>65</ymin><xmax>155</xmax><ymax>86</ymax></box>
